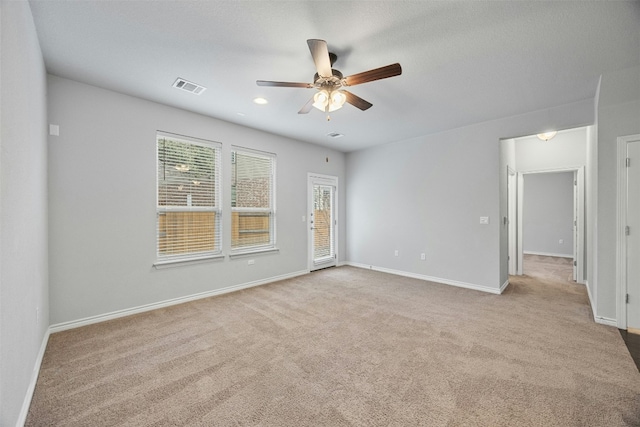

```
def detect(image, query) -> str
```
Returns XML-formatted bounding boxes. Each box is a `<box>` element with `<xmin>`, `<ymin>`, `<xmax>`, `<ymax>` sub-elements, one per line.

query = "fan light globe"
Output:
<box><xmin>313</xmin><ymin>89</ymin><xmax>346</xmax><ymax>112</ymax></box>
<box><xmin>312</xmin><ymin>90</ymin><xmax>329</xmax><ymax>111</ymax></box>
<box><xmin>330</xmin><ymin>91</ymin><xmax>346</xmax><ymax>109</ymax></box>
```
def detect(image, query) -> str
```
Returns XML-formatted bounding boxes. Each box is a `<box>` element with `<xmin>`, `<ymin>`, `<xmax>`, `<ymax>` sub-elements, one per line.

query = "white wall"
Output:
<box><xmin>47</xmin><ymin>75</ymin><xmax>346</xmax><ymax>325</ymax></box>
<box><xmin>597</xmin><ymin>65</ymin><xmax>640</xmax><ymax>322</ymax></box>
<box><xmin>499</xmin><ymin>138</ymin><xmax>516</xmax><ymax>280</ymax></box>
<box><xmin>347</xmin><ymin>98</ymin><xmax>594</xmax><ymax>292</ymax></box>
<box><xmin>522</xmin><ymin>172</ymin><xmax>574</xmax><ymax>257</ymax></box>
<box><xmin>514</xmin><ymin>127</ymin><xmax>587</xmax><ymax>172</ymax></box>
<box><xmin>0</xmin><ymin>2</ymin><xmax>49</xmax><ymax>425</ymax></box>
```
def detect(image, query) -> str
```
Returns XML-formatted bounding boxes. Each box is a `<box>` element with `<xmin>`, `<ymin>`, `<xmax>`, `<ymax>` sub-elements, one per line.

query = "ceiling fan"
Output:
<box><xmin>257</xmin><ymin>39</ymin><xmax>402</xmax><ymax>117</ymax></box>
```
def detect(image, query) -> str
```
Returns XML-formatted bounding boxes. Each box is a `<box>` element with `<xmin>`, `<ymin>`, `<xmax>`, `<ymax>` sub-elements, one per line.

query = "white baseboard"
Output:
<box><xmin>594</xmin><ymin>316</ymin><xmax>618</xmax><ymax>327</ymax></box>
<box><xmin>583</xmin><ymin>280</ymin><xmax>619</xmax><ymax>328</ymax></box>
<box><xmin>523</xmin><ymin>250</ymin><xmax>573</xmax><ymax>258</ymax></box>
<box><xmin>16</xmin><ymin>328</ymin><xmax>50</xmax><ymax>427</ymax></box>
<box><xmin>50</xmin><ymin>269</ymin><xmax>308</xmax><ymax>333</ymax></box>
<box><xmin>500</xmin><ymin>279</ymin><xmax>510</xmax><ymax>293</ymax></box>
<box><xmin>345</xmin><ymin>262</ymin><xmax>502</xmax><ymax>295</ymax></box>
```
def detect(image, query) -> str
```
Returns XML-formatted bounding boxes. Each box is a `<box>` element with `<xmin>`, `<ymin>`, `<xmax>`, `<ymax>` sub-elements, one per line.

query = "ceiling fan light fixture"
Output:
<box><xmin>330</xmin><ymin>90</ymin><xmax>346</xmax><ymax>110</ymax></box>
<box><xmin>313</xmin><ymin>89</ymin><xmax>346</xmax><ymax>112</ymax></box>
<box><xmin>537</xmin><ymin>131</ymin><xmax>557</xmax><ymax>141</ymax></box>
<box><xmin>313</xmin><ymin>90</ymin><xmax>329</xmax><ymax>110</ymax></box>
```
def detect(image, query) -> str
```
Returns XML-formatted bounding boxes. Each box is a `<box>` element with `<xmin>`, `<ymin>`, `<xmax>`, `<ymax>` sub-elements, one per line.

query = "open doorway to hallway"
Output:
<box><xmin>519</xmin><ymin>171</ymin><xmax>579</xmax><ymax>282</ymax></box>
<box><xmin>501</xmin><ymin>126</ymin><xmax>590</xmax><ymax>285</ymax></box>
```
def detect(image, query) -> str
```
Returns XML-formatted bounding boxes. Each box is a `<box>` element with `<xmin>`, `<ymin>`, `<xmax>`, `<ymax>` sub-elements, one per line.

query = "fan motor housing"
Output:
<box><xmin>314</xmin><ymin>69</ymin><xmax>344</xmax><ymax>88</ymax></box>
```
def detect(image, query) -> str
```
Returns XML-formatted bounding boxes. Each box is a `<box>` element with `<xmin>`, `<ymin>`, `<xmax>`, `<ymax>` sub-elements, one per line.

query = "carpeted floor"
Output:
<box><xmin>26</xmin><ymin>265</ymin><xmax>640</xmax><ymax>426</ymax></box>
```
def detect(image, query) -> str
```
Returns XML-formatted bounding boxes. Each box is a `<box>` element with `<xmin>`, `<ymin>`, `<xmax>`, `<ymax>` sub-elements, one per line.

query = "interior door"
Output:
<box><xmin>308</xmin><ymin>174</ymin><xmax>337</xmax><ymax>271</ymax></box>
<box><xmin>627</xmin><ymin>140</ymin><xmax>640</xmax><ymax>330</ymax></box>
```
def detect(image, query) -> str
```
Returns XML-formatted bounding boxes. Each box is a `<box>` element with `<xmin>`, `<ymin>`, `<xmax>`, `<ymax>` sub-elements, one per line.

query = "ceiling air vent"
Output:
<box><xmin>173</xmin><ymin>78</ymin><xmax>206</xmax><ymax>95</ymax></box>
<box><xmin>327</xmin><ymin>132</ymin><xmax>344</xmax><ymax>139</ymax></box>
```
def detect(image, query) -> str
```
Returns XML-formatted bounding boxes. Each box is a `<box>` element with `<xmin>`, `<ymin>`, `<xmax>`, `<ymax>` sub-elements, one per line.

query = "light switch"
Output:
<box><xmin>479</xmin><ymin>216</ymin><xmax>490</xmax><ymax>225</ymax></box>
<box><xmin>49</xmin><ymin>124</ymin><xmax>59</xmax><ymax>136</ymax></box>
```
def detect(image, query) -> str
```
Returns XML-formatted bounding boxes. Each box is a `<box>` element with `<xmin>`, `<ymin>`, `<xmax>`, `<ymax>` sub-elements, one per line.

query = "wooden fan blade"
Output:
<box><xmin>343</xmin><ymin>63</ymin><xmax>402</xmax><ymax>86</ymax></box>
<box><xmin>307</xmin><ymin>39</ymin><xmax>332</xmax><ymax>78</ymax></box>
<box><xmin>343</xmin><ymin>90</ymin><xmax>373</xmax><ymax>111</ymax></box>
<box><xmin>298</xmin><ymin>96</ymin><xmax>315</xmax><ymax>114</ymax></box>
<box><xmin>257</xmin><ymin>80</ymin><xmax>313</xmax><ymax>88</ymax></box>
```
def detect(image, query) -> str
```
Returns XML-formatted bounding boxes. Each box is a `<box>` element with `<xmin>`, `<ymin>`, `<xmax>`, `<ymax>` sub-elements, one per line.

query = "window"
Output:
<box><xmin>231</xmin><ymin>147</ymin><xmax>276</xmax><ymax>252</ymax></box>
<box><xmin>156</xmin><ymin>132</ymin><xmax>221</xmax><ymax>263</ymax></box>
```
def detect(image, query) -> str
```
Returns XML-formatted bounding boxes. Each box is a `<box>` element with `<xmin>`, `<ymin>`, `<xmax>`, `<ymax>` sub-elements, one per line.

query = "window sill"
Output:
<box><xmin>153</xmin><ymin>253</ymin><xmax>225</xmax><ymax>269</ymax></box>
<box><xmin>229</xmin><ymin>247</ymin><xmax>279</xmax><ymax>259</ymax></box>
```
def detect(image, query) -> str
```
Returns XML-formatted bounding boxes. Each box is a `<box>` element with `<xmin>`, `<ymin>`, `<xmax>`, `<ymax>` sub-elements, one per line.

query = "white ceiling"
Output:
<box><xmin>29</xmin><ymin>1</ymin><xmax>640</xmax><ymax>152</ymax></box>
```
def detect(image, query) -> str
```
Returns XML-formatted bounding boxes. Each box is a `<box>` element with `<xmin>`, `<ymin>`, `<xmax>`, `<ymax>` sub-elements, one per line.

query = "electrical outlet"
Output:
<box><xmin>248</xmin><ymin>259</ymin><xmax>255</xmax><ymax>265</ymax></box>
<box><xmin>394</xmin><ymin>250</ymin><xmax>399</xmax><ymax>256</ymax></box>
<box><xmin>421</xmin><ymin>253</ymin><xmax>426</xmax><ymax>260</ymax></box>
<box><xmin>559</xmin><ymin>239</ymin><xmax>564</xmax><ymax>244</ymax></box>
<box><xmin>479</xmin><ymin>216</ymin><xmax>490</xmax><ymax>225</ymax></box>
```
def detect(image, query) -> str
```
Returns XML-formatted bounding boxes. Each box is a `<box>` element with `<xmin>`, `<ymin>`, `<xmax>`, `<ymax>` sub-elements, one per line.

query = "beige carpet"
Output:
<box><xmin>26</xmin><ymin>265</ymin><xmax>640</xmax><ymax>426</ymax></box>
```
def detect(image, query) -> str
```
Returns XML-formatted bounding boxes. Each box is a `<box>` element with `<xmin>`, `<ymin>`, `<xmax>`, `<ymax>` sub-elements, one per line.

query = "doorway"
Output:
<box><xmin>308</xmin><ymin>173</ymin><xmax>338</xmax><ymax>271</ymax></box>
<box><xmin>617</xmin><ymin>134</ymin><xmax>640</xmax><ymax>331</ymax></box>
<box><xmin>516</xmin><ymin>167</ymin><xmax>584</xmax><ymax>283</ymax></box>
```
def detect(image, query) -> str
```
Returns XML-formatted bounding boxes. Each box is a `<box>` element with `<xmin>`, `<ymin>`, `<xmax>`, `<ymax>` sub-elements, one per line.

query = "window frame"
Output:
<box><xmin>230</xmin><ymin>146</ymin><xmax>277</xmax><ymax>256</ymax></box>
<box><xmin>155</xmin><ymin>131</ymin><xmax>223</xmax><ymax>267</ymax></box>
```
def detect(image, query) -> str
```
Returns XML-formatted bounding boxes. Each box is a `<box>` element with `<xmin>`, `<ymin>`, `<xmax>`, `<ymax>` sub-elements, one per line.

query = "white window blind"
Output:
<box><xmin>231</xmin><ymin>147</ymin><xmax>276</xmax><ymax>251</ymax></box>
<box><xmin>157</xmin><ymin>132</ymin><xmax>221</xmax><ymax>262</ymax></box>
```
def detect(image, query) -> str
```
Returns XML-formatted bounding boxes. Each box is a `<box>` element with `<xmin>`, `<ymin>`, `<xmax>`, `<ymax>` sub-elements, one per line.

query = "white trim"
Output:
<box><xmin>594</xmin><ymin>316</ymin><xmax>618</xmax><ymax>327</ymax></box>
<box><xmin>517</xmin><ymin>173</ymin><xmax>524</xmax><ymax>275</ymax></box>
<box><xmin>507</xmin><ymin>166</ymin><xmax>517</xmax><ymax>275</ymax></box>
<box><xmin>517</xmin><ymin>165</ymin><xmax>586</xmax><ymax>175</ymax></box>
<box><xmin>500</xmin><ymin>279</ymin><xmax>510</xmax><ymax>293</ymax></box>
<box><xmin>617</xmin><ymin>135</ymin><xmax>627</xmax><ymax>329</ymax></box>
<box><xmin>153</xmin><ymin>253</ymin><xmax>225</xmax><ymax>268</ymax></box>
<box><xmin>346</xmin><ymin>262</ymin><xmax>503</xmax><ymax>295</ymax></box>
<box><xmin>50</xmin><ymin>269</ymin><xmax>307</xmax><ymax>333</ymax></box>
<box><xmin>523</xmin><ymin>250</ymin><xmax>574</xmax><ymax>258</ymax></box>
<box><xmin>584</xmin><ymin>280</ymin><xmax>616</xmax><ymax>326</ymax></box>
<box><xmin>228</xmin><ymin>247</ymin><xmax>279</xmax><ymax>259</ymax></box>
<box><xmin>617</xmin><ymin>134</ymin><xmax>640</xmax><ymax>330</ymax></box>
<box><xmin>586</xmin><ymin>279</ymin><xmax>596</xmax><ymax>314</ymax></box>
<box><xmin>16</xmin><ymin>329</ymin><xmax>50</xmax><ymax>427</ymax></box>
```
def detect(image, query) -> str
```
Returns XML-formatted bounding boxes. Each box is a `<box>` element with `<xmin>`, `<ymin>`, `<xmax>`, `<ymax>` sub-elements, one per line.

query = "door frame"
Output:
<box><xmin>516</xmin><ymin>166</ymin><xmax>585</xmax><ymax>283</ymax></box>
<box><xmin>616</xmin><ymin>134</ymin><xmax>640</xmax><ymax>330</ymax></box>
<box><xmin>307</xmin><ymin>173</ymin><xmax>339</xmax><ymax>272</ymax></box>
<box><xmin>507</xmin><ymin>167</ymin><xmax>517</xmax><ymax>275</ymax></box>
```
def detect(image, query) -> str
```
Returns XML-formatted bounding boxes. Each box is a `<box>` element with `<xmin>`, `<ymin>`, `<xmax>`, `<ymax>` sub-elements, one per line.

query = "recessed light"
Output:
<box><xmin>253</xmin><ymin>97</ymin><xmax>268</xmax><ymax>105</ymax></box>
<box><xmin>327</xmin><ymin>131</ymin><xmax>344</xmax><ymax>139</ymax></box>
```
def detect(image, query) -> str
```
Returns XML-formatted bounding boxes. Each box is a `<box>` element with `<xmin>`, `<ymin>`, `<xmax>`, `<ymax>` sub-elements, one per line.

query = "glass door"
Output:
<box><xmin>308</xmin><ymin>175</ymin><xmax>337</xmax><ymax>270</ymax></box>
